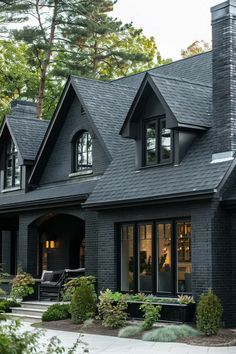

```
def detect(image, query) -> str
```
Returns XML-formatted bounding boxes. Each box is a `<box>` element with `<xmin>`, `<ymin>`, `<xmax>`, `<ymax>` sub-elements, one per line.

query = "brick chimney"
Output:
<box><xmin>10</xmin><ymin>100</ymin><xmax>37</xmax><ymax>119</ymax></box>
<box><xmin>211</xmin><ymin>0</ymin><xmax>236</xmax><ymax>155</ymax></box>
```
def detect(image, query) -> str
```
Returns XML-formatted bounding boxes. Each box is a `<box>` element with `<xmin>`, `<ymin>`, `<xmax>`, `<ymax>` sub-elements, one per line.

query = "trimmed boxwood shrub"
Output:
<box><xmin>70</xmin><ymin>276</ymin><xmax>97</xmax><ymax>324</ymax></box>
<box><xmin>42</xmin><ymin>304</ymin><xmax>70</xmax><ymax>322</ymax></box>
<box><xmin>196</xmin><ymin>288</ymin><xmax>223</xmax><ymax>336</ymax></box>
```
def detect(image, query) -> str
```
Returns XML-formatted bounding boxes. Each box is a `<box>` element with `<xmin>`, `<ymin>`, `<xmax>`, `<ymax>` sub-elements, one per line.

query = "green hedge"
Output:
<box><xmin>42</xmin><ymin>304</ymin><xmax>71</xmax><ymax>322</ymax></box>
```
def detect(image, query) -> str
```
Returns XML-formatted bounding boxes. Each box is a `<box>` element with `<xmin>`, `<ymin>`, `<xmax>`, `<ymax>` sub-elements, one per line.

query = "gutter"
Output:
<box><xmin>83</xmin><ymin>189</ymin><xmax>215</xmax><ymax>211</ymax></box>
<box><xmin>0</xmin><ymin>194</ymin><xmax>89</xmax><ymax>214</ymax></box>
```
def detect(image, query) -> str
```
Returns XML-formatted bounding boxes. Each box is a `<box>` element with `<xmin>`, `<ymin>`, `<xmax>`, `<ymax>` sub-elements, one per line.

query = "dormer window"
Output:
<box><xmin>144</xmin><ymin>116</ymin><xmax>172</xmax><ymax>166</ymax></box>
<box><xmin>73</xmin><ymin>131</ymin><xmax>92</xmax><ymax>173</ymax></box>
<box><xmin>5</xmin><ymin>139</ymin><xmax>21</xmax><ymax>188</ymax></box>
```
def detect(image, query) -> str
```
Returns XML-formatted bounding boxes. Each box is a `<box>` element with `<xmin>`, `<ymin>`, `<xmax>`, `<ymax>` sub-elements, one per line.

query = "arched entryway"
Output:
<box><xmin>36</xmin><ymin>214</ymin><xmax>85</xmax><ymax>274</ymax></box>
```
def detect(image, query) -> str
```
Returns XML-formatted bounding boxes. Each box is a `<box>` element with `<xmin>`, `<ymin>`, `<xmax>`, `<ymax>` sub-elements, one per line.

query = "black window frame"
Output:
<box><xmin>72</xmin><ymin>130</ymin><xmax>93</xmax><ymax>172</ymax></box>
<box><xmin>4</xmin><ymin>139</ymin><xmax>21</xmax><ymax>189</ymax></box>
<box><xmin>117</xmin><ymin>217</ymin><xmax>192</xmax><ymax>296</ymax></box>
<box><xmin>143</xmin><ymin>115</ymin><xmax>173</xmax><ymax>167</ymax></box>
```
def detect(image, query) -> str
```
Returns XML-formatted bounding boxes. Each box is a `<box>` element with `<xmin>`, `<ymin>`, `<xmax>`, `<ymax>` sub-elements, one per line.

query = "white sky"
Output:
<box><xmin>112</xmin><ymin>0</ymin><xmax>220</xmax><ymax>60</ymax></box>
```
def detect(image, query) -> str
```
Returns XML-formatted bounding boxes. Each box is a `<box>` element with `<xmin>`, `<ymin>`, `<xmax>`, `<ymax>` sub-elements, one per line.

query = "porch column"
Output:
<box><xmin>18</xmin><ymin>215</ymin><xmax>38</xmax><ymax>276</ymax></box>
<box><xmin>1</xmin><ymin>231</ymin><xmax>11</xmax><ymax>273</ymax></box>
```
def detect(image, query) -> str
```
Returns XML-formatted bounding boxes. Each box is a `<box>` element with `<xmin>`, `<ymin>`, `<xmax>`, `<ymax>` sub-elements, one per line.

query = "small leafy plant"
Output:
<box><xmin>10</xmin><ymin>267</ymin><xmax>35</xmax><ymax>301</ymax></box>
<box><xmin>140</xmin><ymin>303</ymin><xmax>162</xmax><ymax>330</ymax></box>
<box><xmin>178</xmin><ymin>294</ymin><xmax>195</xmax><ymax>305</ymax></box>
<box><xmin>97</xmin><ymin>289</ymin><xmax>127</xmax><ymax>328</ymax></box>
<box><xmin>196</xmin><ymin>288</ymin><xmax>223</xmax><ymax>336</ymax></box>
<box><xmin>0</xmin><ymin>317</ymin><xmax>88</xmax><ymax>353</ymax></box>
<box><xmin>42</xmin><ymin>303</ymin><xmax>71</xmax><ymax>322</ymax></box>
<box><xmin>0</xmin><ymin>300</ymin><xmax>20</xmax><ymax>313</ymax></box>
<box><xmin>70</xmin><ymin>276</ymin><xmax>97</xmax><ymax>324</ymax></box>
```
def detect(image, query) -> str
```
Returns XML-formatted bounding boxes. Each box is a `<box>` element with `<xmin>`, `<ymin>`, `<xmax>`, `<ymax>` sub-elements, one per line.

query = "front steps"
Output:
<box><xmin>6</xmin><ymin>301</ymin><xmax>53</xmax><ymax>322</ymax></box>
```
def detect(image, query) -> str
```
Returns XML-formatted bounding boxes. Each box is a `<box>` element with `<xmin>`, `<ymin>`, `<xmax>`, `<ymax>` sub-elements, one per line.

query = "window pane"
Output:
<box><xmin>76</xmin><ymin>132</ymin><xmax>92</xmax><ymax>171</ymax></box>
<box><xmin>121</xmin><ymin>225</ymin><xmax>134</xmax><ymax>291</ymax></box>
<box><xmin>157</xmin><ymin>223</ymin><xmax>172</xmax><ymax>292</ymax></box>
<box><xmin>138</xmin><ymin>224</ymin><xmax>152</xmax><ymax>292</ymax></box>
<box><xmin>145</xmin><ymin>122</ymin><xmax>156</xmax><ymax>165</ymax></box>
<box><xmin>160</xmin><ymin>119</ymin><xmax>171</xmax><ymax>162</ymax></box>
<box><xmin>177</xmin><ymin>222</ymin><xmax>192</xmax><ymax>293</ymax></box>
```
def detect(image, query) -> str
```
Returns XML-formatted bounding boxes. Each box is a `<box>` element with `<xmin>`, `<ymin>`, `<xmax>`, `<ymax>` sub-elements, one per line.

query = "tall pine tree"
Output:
<box><xmin>0</xmin><ymin>0</ymin><xmax>164</xmax><ymax>118</ymax></box>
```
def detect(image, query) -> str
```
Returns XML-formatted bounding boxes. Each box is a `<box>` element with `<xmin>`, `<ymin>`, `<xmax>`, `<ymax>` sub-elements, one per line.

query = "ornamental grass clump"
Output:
<box><xmin>118</xmin><ymin>325</ymin><xmax>143</xmax><ymax>338</ymax></box>
<box><xmin>70</xmin><ymin>276</ymin><xmax>97</xmax><ymax>324</ymax></box>
<box><xmin>196</xmin><ymin>288</ymin><xmax>223</xmax><ymax>335</ymax></box>
<box><xmin>97</xmin><ymin>289</ymin><xmax>128</xmax><ymax>328</ymax></box>
<box><xmin>140</xmin><ymin>303</ymin><xmax>162</xmax><ymax>330</ymax></box>
<box><xmin>10</xmin><ymin>267</ymin><xmax>35</xmax><ymax>301</ymax></box>
<box><xmin>142</xmin><ymin>324</ymin><xmax>199</xmax><ymax>342</ymax></box>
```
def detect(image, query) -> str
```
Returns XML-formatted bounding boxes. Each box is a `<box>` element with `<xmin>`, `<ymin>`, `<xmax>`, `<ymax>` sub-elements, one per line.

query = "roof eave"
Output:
<box><xmin>83</xmin><ymin>189</ymin><xmax>215</xmax><ymax>210</ymax></box>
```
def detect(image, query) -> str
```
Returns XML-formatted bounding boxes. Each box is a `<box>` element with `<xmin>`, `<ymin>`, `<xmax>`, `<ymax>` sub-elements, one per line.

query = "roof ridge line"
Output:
<box><xmin>149</xmin><ymin>72</ymin><xmax>212</xmax><ymax>88</ymax></box>
<box><xmin>7</xmin><ymin>116</ymin><xmax>50</xmax><ymax>124</ymax></box>
<box><xmin>71</xmin><ymin>75</ymin><xmax>137</xmax><ymax>91</ymax></box>
<box><xmin>113</xmin><ymin>51</ymin><xmax>212</xmax><ymax>83</ymax></box>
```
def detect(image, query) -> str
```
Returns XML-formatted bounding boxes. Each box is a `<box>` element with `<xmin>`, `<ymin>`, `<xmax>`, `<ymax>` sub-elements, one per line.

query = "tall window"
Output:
<box><xmin>144</xmin><ymin>116</ymin><xmax>172</xmax><ymax>166</ymax></box>
<box><xmin>120</xmin><ymin>219</ymin><xmax>192</xmax><ymax>295</ymax></box>
<box><xmin>74</xmin><ymin>131</ymin><xmax>92</xmax><ymax>172</ymax></box>
<box><xmin>5</xmin><ymin>139</ymin><xmax>21</xmax><ymax>188</ymax></box>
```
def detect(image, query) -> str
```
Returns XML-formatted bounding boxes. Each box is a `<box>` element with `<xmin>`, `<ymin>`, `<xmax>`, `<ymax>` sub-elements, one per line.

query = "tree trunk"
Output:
<box><xmin>37</xmin><ymin>0</ymin><xmax>58</xmax><ymax>118</ymax></box>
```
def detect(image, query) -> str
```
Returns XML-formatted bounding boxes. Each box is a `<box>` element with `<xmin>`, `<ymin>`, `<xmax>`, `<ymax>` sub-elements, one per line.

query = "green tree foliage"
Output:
<box><xmin>0</xmin><ymin>40</ymin><xmax>39</xmax><ymax>121</ymax></box>
<box><xmin>181</xmin><ymin>40</ymin><xmax>211</xmax><ymax>59</ymax></box>
<box><xmin>0</xmin><ymin>0</ymin><xmax>165</xmax><ymax>118</ymax></box>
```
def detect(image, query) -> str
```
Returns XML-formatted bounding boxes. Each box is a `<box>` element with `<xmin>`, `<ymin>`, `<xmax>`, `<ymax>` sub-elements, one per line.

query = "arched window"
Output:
<box><xmin>74</xmin><ymin>131</ymin><xmax>92</xmax><ymax>172</ymax></box>
<box><xmin>5</xmin><ymin>139</ymin><xmax>21</xmax><ymax>188</ymax></box>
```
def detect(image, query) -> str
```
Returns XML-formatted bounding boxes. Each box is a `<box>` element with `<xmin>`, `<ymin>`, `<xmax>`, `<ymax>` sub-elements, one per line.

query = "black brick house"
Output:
<box><xmin>0</xmin><ymin>0</ymin><xmax>236</xmax><ymax>326</ymax></box>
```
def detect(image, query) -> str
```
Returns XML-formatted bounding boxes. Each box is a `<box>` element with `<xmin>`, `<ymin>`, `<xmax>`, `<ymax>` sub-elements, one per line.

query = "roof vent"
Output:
<box><xmin>211</xmin><ymin>151</ymin><xmax>234</xmax><ymax>164</ymax></box>
<box><xmin>10</xmin><ymin>100</ymin><xmax>37</xmax><ymax>119</ymax></box>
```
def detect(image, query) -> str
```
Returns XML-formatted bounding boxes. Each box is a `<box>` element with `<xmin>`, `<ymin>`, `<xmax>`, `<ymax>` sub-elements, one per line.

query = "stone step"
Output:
<box><xmin>21</xmin><ymin>301</ymin><xmax>52</xmax><ymax>310</ymax></box>
<box><xmin>5</xmin><ymin>312</ymin><xmax>42</xmax><ymax>323</ymax></box>
<box><xmin>11</xmin><ymin>307</ymin><xmax>45</xmax><ymax>318</ymax></box>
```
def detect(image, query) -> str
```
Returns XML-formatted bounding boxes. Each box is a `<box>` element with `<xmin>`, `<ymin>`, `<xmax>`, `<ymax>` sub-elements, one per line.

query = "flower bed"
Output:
<box><xmin>124</xmin><ymin>294</ymin><xmax>196</xmax><ymax>323</ymax></box>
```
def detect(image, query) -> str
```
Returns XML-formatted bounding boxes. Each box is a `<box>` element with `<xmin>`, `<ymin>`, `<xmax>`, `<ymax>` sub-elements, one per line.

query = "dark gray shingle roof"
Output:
<box><xmin>85</xmin><ymin>127</ymin><xmax>232</xmax><ymax>207</ymax></box>
<box><xmin>7</xmin><ymin>116</ymin><xmax>49</xmax><ymax>161</ymax></box>
<box><xmin>0</xmin><ymin>177</ymin><xmax>97</xmax><ymax>211</ymax></box>
<box><xmin>150</xmin><ymin>74</ymin><xmax>212</xmax><ymax>128</ymax></box>
<box><xmin>71</xmin><ymin>77</ymin><xmax>137</xmax><ymax>157</ymax></box>
<box><xmin>114</xmin><ymin>51</ymin><xmax>212</xmax><ymax>88</ymax></box>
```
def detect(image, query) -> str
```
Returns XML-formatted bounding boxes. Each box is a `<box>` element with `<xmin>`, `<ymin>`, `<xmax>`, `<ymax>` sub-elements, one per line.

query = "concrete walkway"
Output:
<box><xmin>20</xmin><ymin>321</ymin><xmax>235</xmax><ymax>354</ymax></box>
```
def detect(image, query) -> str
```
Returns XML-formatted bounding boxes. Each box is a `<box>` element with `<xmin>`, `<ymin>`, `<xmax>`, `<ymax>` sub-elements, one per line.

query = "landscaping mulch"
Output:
<box><xmin>178</xmin><ymin>329</ymin><xmax>236</xmax><ymax>347</ymax></box>
<box><xmin>34</xmin><ymin>320</ymin><xmax>236</xmax><ymax>346</ymax></box>
<box><xmin>35</xmin><ymin>319</ymin><xmax>120</xmax><ymax>337</ymax></box>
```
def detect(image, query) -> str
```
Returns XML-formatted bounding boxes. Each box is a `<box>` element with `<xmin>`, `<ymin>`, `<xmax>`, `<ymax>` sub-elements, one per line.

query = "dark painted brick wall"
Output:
<box><xmin>40</xmin><ymin>97</ymin><xmax>109</xmax><ymax>184</ymax></box>
<box><xmin>212</xmin><ymin>3</ymin><xmax>236</xmax><ymax>153</ymax></box>
<box><xmin>84</xmin><ymin>199</ymin><xmax>235</xmax><ymax>326</ymax></box>
<box><xmin>18</xmin><ymin>206</ymin><xmax>86</xmax><ymax>276</ymax></box>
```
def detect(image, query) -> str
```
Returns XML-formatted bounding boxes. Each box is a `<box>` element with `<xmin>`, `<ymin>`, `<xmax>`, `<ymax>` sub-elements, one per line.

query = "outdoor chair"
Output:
<box><xmin>38</xmin><ymin>268</ymin><xmax>85</xmax><ymax>301</ymax></box>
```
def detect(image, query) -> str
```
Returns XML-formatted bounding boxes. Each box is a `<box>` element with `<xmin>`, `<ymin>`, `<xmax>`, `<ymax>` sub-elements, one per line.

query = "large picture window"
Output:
<box><xmin>144</xmin><ymin>116</ymin><xmax>172</xmax><ymax>166</ymax></box>
<box><xmin>119</xmin><ymin>219</ymin><xmax>192</xmax><ymax>295</ymax></box>
<box><xmin>5</xmin><ymin>139</ymin><xmax>21</xmax><ymax>188</ymax></box>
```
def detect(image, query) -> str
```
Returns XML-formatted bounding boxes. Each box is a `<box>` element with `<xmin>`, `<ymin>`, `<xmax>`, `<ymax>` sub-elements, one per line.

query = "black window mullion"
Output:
<box><xmin>172</xmin><ymin>220</ymin><xmax>177</xmax><ymax>295</ymax></box>
<box><xmin>152</xmin><ymin>220</ymin><xmax>157</xmax><ymax>294</ymax></box>
<box><xmin>133</xmin><ymin>223</ymin><xmax>139</xmax><ymax>293</ymax></box>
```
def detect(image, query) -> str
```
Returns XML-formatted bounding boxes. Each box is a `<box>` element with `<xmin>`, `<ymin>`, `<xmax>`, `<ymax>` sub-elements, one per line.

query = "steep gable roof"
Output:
<box><xmin>29</xmin><ymin>76</ymin><xmax>137</xmax><ymax>185</ymax></box>
<box><xmin>7</xmin><ymin>116</ymin><xmax>49</xmax><ymax>162</ymax></box>
<box><xmin>150</xmin><ymin>74</ymin><xmax>212</xmax><ymax>128</ymax></box>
